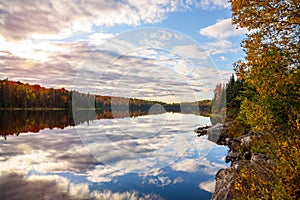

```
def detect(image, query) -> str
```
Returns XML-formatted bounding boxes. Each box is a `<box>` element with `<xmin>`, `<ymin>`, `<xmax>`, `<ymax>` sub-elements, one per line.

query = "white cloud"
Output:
<box><xmin>171</xmin><ymin>157</ymin><xmax>225</xmax><ymax>175</ymax></box>
<box><xmin>173</xmin><ymin>177</ymin><xmax>184</xmax><ymax>184</ymax></box>
<box><xmin>171</xmin><ymin>44</ymin><xmax>208</xmax><ymax>60</ymax></box>
<box><xmin>201</xmin><ymin>39</ymin><xmax>233</xmax><ymax>55</ymax></box>
<box><xmin>171</xmin><ymin>158</ymin><xmax>204</xmax><ymax>173</ymax></box>
<box><xmin>0</xmin><ymin>37</ymin><xmax>68</xmax><ymax>61</ymax></box>
<box><xmin>8</xmin><ymin>173</ymin><xmax>164</xmax><ymax>200</ymax></box>
<box><xmin>0</xmin><ymin>0</ymin><xmax>215</xmax><ymax>41</ymax></box>
<box><xmin>217</xmin><ymin>69</ymin><xmax>233</xmax><ymax>83</ymax></box>
<box><xmin>89</xmin><ymin>32</ymin><xmax>115</xmax><ymax>46</ymax></box>
<box><xmin>195</xmin><ymin>0</ymin><xmax>230</xmax><ymax>9</ymax></box>
<box><xmin>199</xmin><ymin>180</ymin><xmax>216</xmax><ymax>193</ymax></box>
<box><xmin>219</xmin><ymin>56</ymin><xmax>226</xmax><ymax>61</ymax></box>
<box><xmin>199</xmin><ymin>18</ymin><xmax>246</xmax><ymax>39</ymax></box>
<box><xmin>148</xmin><ymin>176</ymin><xmax>172</xmax><ymax>187</ymax></box>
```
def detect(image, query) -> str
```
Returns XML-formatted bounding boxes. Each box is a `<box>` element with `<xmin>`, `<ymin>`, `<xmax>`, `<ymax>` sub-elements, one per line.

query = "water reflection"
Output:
<box><xmin>0</xmin><ymin>112</ymin><xmax>228</xmax><ymax>200</ymax></box>
<box><xmin>0</xmin><ymin>110</ymin><xmax>155</xmax><ymax>139</ymax></box>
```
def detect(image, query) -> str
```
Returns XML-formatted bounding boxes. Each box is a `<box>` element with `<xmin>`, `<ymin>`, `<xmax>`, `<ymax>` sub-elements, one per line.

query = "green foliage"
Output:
<box><xmin>211</xmin><ymin>74</ymin><xmax>244</xmax><ymax>128</ymax></box>
<box><xmin>228</xmin><ymin>0</ymin><xmax>300</xmax><ymax>198</ymax></box>
<box><xmin>230</xmin><ymin>0</ymin><xmax>300</xmax><ymax>133</ymax></box>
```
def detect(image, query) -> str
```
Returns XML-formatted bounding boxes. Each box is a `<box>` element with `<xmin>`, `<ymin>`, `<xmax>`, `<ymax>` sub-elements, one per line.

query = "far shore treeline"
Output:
<box><xmin>0</xmin><ymin>79</ymin><xmax>211</xmax><ymax>139</ymax></box>
<box><xmin>0</xmin><ymin>79</ymin><xmax>211</xmax><ymax>113</ymax></box>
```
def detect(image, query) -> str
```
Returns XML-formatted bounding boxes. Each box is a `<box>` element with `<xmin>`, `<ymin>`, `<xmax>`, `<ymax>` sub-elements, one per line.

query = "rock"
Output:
<box><xmin>224</xmin><ymin>121</ymin><xmax>233</xmax><ymax>127</ymax></box>
<box><xmin>225</xmin><ymin>155</ymin><xmax>231</xmax><ymax>163</ymax></box>
<box><xmin>194</xmin><ymin>125</ymin><xmax>211</xmax><ymax>136</ymax></box>
<box><xmin>195</xmin><ymin>129</ymin><xmax>208</xmax><ymax>136</ymax></box>
<box><xmin>194</xmin><ymin>125</ymin><xmax>211</xmax><ymax>132</ymax></box>
<box><xmin>251</xmin><ymin>153</ymin><xmax>268</xmax><ymax>163</ymax></box>
<box><xmin>232</xmin><ymin>160</ymin><xmax>247</xmax><ymax>170</ymax></box>
<box><xmin>244</xmin><ymin>151</ymin><xmax>252</xmax><ymax>160</ymax></box>
<box><xmin>212</xmin><ymin>169</ymin><xmax>233</xmax><ymax>200</ymax></box>
<box><xmin>225</xmin><ymin>137</ymin><xmax>232</xmax><ymax>144</ymax></box>
<box><xmin>212</xmin><ymin>131</ymin><xmax>270</xmax><ymax>200</ymax></box>
<box><xmin>232</xmin><ymin>138</ymin><xmax>241</xmax><ymax>143</ymax></box>
<box><xmin>195</xmin><ymin>123</ymin><xmax>223</xmax><ymax>143</ymax></box>
<box><xmin>240</xmin><ymin>136</ymin><xmax>251</xmax><ymax>146</ymax></box>
<box><xmin>206</xmin><ymin>123</ymin><xmax>223</xmax><ymax>143</ymax></box>
<box><xmin>230</xmin><ymin>152</ymin><xmax>241</xmax><ymax>161</ymax></box>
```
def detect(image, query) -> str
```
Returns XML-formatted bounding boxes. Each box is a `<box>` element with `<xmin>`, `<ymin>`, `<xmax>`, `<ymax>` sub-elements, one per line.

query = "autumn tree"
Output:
<box><xmin>229</xmin><ymin>0</ymin><xmax>300</xmax><ymax>199</ymax></box>
<box><xmin>231</xmin><ymin>0</ymin><xmax>299</xmax><ymax>132</ymax></box>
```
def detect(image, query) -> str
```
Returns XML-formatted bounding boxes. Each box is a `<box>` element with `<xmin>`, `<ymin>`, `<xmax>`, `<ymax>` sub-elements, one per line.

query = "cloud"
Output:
<box><xmin>171</xmin><ymin>44</ymin><xmax>208</xmax><ymax>60</ymax></box>
<box><xmin>217</xmin><ymin>69</ymin><xmax>233</xmax><ymax>83</ymax></box>
<box><xmin>0</xmin><ymin>128</ymin><xmax>98</xmax><ymax>177</ymax></box>
<box><xmin>199</xmin><ymin>18</ymin><xmax>246</xmax><ymax>39</ymax></box>
<box><xmin>76</xmin><ymin>113</ymin><xmax>215</xmax><ymax>174</ymax></box>
<box><xmin>195</xmin><ymin>0</ymin><xmax>230</xmax><ymax>9</ymax></box>
<box><xmin>199</xmin><ymin>180</ymin><xmax>216</xmax><ymax>193</ymax></box>
<box><xmin>173</xmin><ymin>177</ymin><xmax>184</xmax><ymax>184</ymax></box>
<box><xmin>148</xmin><ymin>176</ymin><xmax>172</xmax><ymax>187</ymax></box>
<box><xmin>89</xmin><ymin>32</ymin><xmax>115</xmax><ymax>46</ymax></box>
<box><xmin>0</xmin><ymin>172</ymin><xmax>164</xmax><ymax>200</ymax></box>
<box><xmin>0</xmin><ymin>1</ymin><xmax>235</xmax><ymax>41</ymax></box>
<box><xmin>171</xmin><ymin>156</ymin><xmax>225</xmax><ymax>175</ymax></box>
<box><xmin>201</xmin><ymin>39</ymin><xmax>233</xmax><ymax>55</ymax></box>
<box><xmin>0</xmin><ymin>34</ymin><xmax>221</xmax><ymax>102</ymax></box>
<box><xmin>0</xmin><ymin>0</ymin><xmax>206</xmax><ymax>41</ymax></box>
<box><xmin>0</xmin><ymin>40</ymin><xmax>94</xmax><ymax>88</ymax></box>
<box><xmin>218</xmin><ymin>56</ymin><xmax>226</xmax><ymax>61</ymax></box>
<box><xmin>171</xmin><ymin>158</ymin><xmax>205</xmax><ymax>173</ymax></box>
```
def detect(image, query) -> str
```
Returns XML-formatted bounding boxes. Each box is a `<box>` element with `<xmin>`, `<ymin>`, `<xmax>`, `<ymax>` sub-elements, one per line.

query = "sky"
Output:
<box><xmin>0</xmin><ymin>0</ymin><xmax>247</xmax><ymax>102</ymax></box>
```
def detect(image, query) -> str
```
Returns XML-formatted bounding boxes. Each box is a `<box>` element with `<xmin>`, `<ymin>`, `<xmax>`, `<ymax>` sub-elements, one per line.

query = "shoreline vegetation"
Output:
<box><xmin>0</xmin><ymin>79</ymin><xmax>212</xmax><ymax>139</ymax></box>
<box><xmin>0</xmin><ymin>107</ymin><xmax>68</xmax><ymax>111</ymax></box>
<box><xmin>0</xmin><ymin>79</ymin><xmax>211</xmax><ymax>113</ymax></box>
<box><xmin>209</xmin><ymin>1</ymin><xmax>299</xmax><ymax>199</ymax></box>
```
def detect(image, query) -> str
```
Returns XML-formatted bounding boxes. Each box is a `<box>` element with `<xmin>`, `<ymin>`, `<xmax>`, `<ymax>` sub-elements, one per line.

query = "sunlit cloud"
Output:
<box><xmin>199</xmin><ymin>18</ymin><xmax>247</xmax><ymax>39</ymax></box>
<box><xmin>195</xmin><ymin>0</ymin><xmax>230</xmax><ymax>9</ymax></box>
<box><xmin>89</xmin><ymin>32</ymin><xmax>115</xmax><ymax>46</ymax></box>
<box><xmin>217</xmin><ymin>69</ymin><xmax>233</xmax><ymax>83</ymax></box>
<box><xmin>218</xmin><ymin>56</ymin><xmax>226</xmax><ymax>61</ymax></box>
<box><xmin>197</xmin><ymin>18</ymin><xmax>246</xmax><ymax>67</ymax></box>
<box><xmin>148</xmin><ymin>176</ymin><xmax>172</xmax><ymax>187</ymax></box>
<box><xmin>171</xmin><ymin>156</ymin><xmax>225</xmax><ymax>175</ymax></box>
<box><xmin>0</xmin><ymin>0</ymin><xmax>206</xmax><ymax>41</ymax></box>
<box><xmin>0</xmin><ymin>128</ymin><xmax>97</xmax><ymax>177</ymax></box>
<box><xmin>173</xmin><ymin>177</ymin><xmax>184</xmax><ymax>184</ymax></box>
<box><xmin>76</xmin><ymin>113</ymin><xmax>212</xmax><ymax>172</ymax></box>
<box><xmin>0</xmin><ymin>172</ymin><xmax>164</xmax><ymax>200</ymax></box>
<box><xmin>199</xmin><ymin>180</ymin><xmax>216</xmax><ymax>193</ymax></box>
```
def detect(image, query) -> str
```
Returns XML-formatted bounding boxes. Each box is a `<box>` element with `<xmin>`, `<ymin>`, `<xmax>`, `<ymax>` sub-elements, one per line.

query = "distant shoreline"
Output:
<box><xmin>0</xmin><ymin>108</ymin><xmax>69</xmax><ymax>111</ymax></box>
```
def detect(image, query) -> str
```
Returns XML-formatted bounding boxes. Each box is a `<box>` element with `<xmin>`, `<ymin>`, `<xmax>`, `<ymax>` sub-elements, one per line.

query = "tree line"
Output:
<box><xmin>0</xmin><ymin>79</ymin><xmax>72</xmax><ymax>109</ymax></box>
<box><xmin>0</xmin><ymin>79</ymin><xmax>211</xmax><ymax>114</ymax></box>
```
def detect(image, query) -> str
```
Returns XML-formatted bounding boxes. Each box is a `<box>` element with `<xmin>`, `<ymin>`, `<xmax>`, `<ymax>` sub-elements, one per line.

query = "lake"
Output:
<box><xmin>0</xmin><ymin>111</ymin><xmax>228</xmax><ymax>200</ymax></box>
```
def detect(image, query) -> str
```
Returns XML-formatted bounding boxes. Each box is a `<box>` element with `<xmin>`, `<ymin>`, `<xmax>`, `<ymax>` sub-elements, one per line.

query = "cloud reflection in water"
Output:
<box><xmin>0</xmin><ymin>113</ymin><xmax>228</xmax><ymax>200</ymax></box>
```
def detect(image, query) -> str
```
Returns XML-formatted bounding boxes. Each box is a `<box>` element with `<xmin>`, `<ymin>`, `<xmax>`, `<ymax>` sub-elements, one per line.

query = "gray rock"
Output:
<box><xmin>239</xmin><ymin>135</ymin><xmax>251</xmax><ymax>146</ymax></box>
<box><xmin>224</xmin><ymin>121</ymin><xmax>233</xmax><ymax>127</ymax></box>
<box><xmin>207</xmin><ymin>123</ymin><xmax>223</xmax><ymax>143</ymax></box>
<box><xmin>225</xmin><ymin>137</ymin><xmax>232</xmax><ymax>143</ymax></box>
<box><xmin>211</xmin><ymin>168</ymin><xmax>233</xmax><ymax>200</ymax></box>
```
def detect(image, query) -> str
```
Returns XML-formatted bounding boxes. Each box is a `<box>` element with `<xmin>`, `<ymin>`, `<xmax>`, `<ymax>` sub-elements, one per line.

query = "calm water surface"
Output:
<box><xmin>0</xmin><ymin>111</ymin><xmax>228</xmax><ymax>200</ymax></box>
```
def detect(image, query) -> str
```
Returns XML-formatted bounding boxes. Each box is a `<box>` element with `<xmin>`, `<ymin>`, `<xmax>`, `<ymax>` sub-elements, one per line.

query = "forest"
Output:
<box><xmin>0</xmin><ymin>79</ymin><xmax>211</xmax><ymax>139</ymax></box>
<box><xmin>212</xmin><ymin>0</ymin><xmax>300</xmax><ymax>199</ymax></box>
<box><xmin>0</xmin><ymin>78</ymin><xmax>211</xmax><ymax>113</ymax></box>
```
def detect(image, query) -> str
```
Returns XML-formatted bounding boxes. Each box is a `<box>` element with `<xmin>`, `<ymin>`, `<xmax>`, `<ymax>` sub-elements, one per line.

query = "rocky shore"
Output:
<box><xmin>212</xmin><ymin>123</ymin><xmax>269</xmax><ymax>200</ymax></box>
<box><xmin>195</xmin><ymin>122</ymin><xmax>268</xmax><ymax>200</ymax></box>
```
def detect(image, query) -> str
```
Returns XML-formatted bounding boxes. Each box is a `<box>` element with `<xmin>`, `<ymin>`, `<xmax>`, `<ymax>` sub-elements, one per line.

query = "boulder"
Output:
<box><xmin>212</xmin><ymin>168</ymin><xmax>233</xmax><ymax>200</ymax></box>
